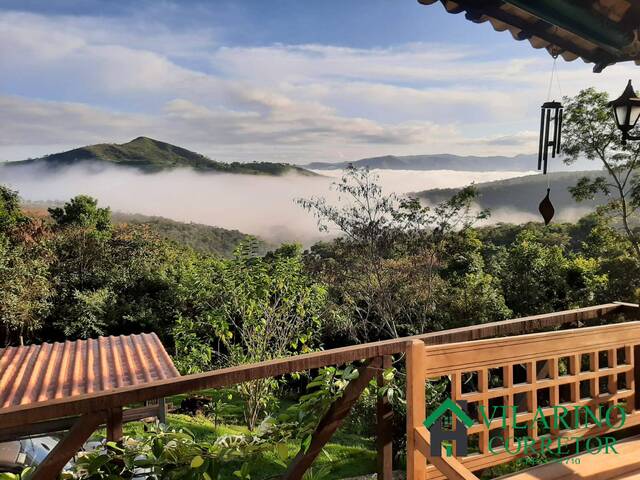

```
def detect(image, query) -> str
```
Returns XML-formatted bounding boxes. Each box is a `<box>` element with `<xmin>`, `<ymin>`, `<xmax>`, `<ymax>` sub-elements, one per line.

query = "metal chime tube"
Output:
<box><xmin>552</xmin><ymin>107</ymin><xmax>560</xmax><ymax>158</ymax></box>
<box><xmin>538</xmin><ymin>108</ymin><xmax>545</xmax><ymax>170</ymax></box>
<box><xmin>543</xmin><ymin>108</ymin><xmax>551</xmax><ymax>174</ymax></box>
<box><xmin>556</xmin><ymin>108</ymin><xmax>563</xmax><ymax>154</ymax></box>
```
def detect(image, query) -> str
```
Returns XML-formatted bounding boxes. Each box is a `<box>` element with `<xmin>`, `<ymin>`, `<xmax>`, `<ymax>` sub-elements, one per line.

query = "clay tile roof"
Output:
<box><xmin>0</xmin><ymin>333</ymin><xmax>180</xmax><ymax>409</ymax></box>
<box><xmin>419</xmin><ymin>0</ymin><xmax>640</xmax><ymax>72</ymax></box>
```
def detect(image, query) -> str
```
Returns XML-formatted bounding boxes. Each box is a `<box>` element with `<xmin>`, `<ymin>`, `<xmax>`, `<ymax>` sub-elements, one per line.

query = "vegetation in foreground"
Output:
<box><xmin>1</xmin><ymin>87</ymin><xmax>640</xmax><ymax>478</ymax></box>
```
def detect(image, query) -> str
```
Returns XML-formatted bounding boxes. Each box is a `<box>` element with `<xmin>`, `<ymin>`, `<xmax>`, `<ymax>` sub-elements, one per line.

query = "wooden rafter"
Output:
<box><xmin>31</xmin><ymin>412</ymin><xmax>104</xmax><ymax>480</ymax></box>
<box><xmin>283</xmin><ymin>357</ymin><xmax>383</xmax><ymax>480</ymax></box>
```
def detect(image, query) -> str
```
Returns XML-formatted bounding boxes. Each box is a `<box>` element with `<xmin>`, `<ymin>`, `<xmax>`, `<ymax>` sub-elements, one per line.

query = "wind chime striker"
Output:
<box><xmin>537</xmin><ymin>100</ymin><xmax>562</xmax><ymax>225</ymax></box>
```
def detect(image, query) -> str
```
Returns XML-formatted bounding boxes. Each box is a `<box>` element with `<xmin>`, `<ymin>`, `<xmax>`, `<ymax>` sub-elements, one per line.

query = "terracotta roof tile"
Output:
<box><xmin>419</xmin><ymin>0</ymin><xmax>640</xmax><ymax>72</ymax></box>
<box><xmin>0</xmin><ymin>333</ymin><xmax>179</xmax><ymax>409</ymax></box>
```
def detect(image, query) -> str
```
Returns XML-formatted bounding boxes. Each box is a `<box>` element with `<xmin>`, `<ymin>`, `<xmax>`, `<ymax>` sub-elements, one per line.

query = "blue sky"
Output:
<box><xmin>0</xmin><ymin>0</ymin><xmax>507</xmax><ymax>48</ymax></box>
<box><xmin>0</xmin><ymin>0</ymin><xmax>637</xmax><ymax>163</ymax></box>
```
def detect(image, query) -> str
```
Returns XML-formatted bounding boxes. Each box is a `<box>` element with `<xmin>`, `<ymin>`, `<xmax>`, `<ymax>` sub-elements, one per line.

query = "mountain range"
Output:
<box><xmin>307</xmin><ymin>153</ymin><xmax>538</xmax><ymax>172</ymax></box>
<box><xmin>2</xmin><ymin>137</ymin><xmax>316</xmax><ymax>176</ymax></box>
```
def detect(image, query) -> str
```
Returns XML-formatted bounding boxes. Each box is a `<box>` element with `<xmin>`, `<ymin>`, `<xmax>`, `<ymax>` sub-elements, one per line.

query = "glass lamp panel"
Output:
<box><xmin>615</xmin><ymin>105</ymin><xmax>630</xmax><ymax>129</ymax></box>
<box><xmin>630</xmin><ymin>105</ymin><xmax>640</xmax><ymax>128</ymax></box>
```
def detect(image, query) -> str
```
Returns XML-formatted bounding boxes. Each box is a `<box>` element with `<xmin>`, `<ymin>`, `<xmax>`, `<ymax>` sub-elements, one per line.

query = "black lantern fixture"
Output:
<box><xmin>608</xmin><ymin>79</ymin><xmax>640</xmax><ymax>145</ymax></box>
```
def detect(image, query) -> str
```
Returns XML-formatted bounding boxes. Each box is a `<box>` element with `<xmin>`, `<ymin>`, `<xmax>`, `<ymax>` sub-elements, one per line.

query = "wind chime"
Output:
<box><xmin>536</xmin><ymin>57</ymin><xmax>563</xmax><ymax>225</ymax></box>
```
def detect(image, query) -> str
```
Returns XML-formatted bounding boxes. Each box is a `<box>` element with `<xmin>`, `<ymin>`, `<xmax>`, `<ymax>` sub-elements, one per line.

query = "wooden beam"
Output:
<box><xmin>0</xmin><ymin>303</ymin><xmax>629</xmax><ymax>430</ymax></box>
<box><xmin>377</xmin><ymin>355</ymin><xmax>393</xmax><ymax>480</ymax></box>
<box><xmin>283</xmin><ymin>357</ymin><xmax>382</xmax><ymax>480</ymax></box>
<box><xmin>423</xmin><ymin>322</ymin><xmax>640</xmax><ymax>377</ymax></box>
<box><xmin>31</xmin><ymin>412</ymin><xmax>103</xmax><ymax>480</ymax></box>
<box><xmin>0</xmin><ymin>405</ymin><xmax>160</xmax><ymax>442</ymax></box>
<box><xmin>107</xmin><ymin>407</ymin><xmax>123</xmax><ymax>442</ymax></box>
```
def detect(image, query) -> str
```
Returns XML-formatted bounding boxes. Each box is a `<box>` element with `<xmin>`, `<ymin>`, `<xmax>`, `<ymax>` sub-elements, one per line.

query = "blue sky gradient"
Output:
<box><xmin>0</xmin><ymin>0</ymin><xmax>637</xmax><ymax>163</ymax></box>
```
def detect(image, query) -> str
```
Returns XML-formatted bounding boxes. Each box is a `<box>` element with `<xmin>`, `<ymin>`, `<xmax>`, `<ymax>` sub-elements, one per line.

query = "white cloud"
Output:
<box><xmin>1</xmin><ymin>163</ymin><xmax>536</xmax><ymax>244</ymax></box>
<box><xmin>0</xmin><ymin>9</ymin><xmax>636</xmax><ymax>163</ymax></box>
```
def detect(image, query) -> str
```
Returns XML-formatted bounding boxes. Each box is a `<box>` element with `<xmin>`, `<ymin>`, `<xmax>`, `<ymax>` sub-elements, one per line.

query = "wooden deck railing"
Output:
<box><xmin>406</xmin><ymin>317</ymin><xmax>640</xmax><ymax>480</ymax></box>
<box><xmin>0</xmin><ymin>302</ymin><xmax>637</xmax><ymax>480</ymax></box>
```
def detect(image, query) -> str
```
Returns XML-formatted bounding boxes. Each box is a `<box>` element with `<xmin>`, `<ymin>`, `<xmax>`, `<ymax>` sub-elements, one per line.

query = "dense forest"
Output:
<box><xmin>4</xmin><ymin>175</ymin><xmax>638</xmax><ymax>353</ymax></box>
<box><xmin>2</xmin><ymin>87</ymin><xmax>640</xmax><ymax>478</ymax></box>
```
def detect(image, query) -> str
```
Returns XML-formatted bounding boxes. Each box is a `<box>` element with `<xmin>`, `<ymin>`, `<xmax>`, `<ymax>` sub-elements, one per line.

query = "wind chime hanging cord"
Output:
<box><xmin>545</xmin><ymin>55</ymin><xmax>559</xmax><ymax>190</ymax></box>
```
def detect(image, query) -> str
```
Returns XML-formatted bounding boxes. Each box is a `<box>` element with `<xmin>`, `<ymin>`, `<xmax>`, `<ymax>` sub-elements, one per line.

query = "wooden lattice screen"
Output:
<box><xmin>406</xmin><ymin>322</ymin><xmax>640</xmax><ymax>480</ymax></box>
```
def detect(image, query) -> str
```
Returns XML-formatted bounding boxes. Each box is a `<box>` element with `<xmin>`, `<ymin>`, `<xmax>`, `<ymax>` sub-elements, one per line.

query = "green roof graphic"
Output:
<box><xmin>424</xmin><ymin>398</ymin><xmax>474</xmax><ymax>428</ymax></box>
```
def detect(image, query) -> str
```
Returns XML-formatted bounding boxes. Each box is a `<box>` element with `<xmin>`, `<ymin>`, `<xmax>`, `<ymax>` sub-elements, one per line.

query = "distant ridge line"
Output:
<box><xmin>306</xmin><ymin>153</ymin><xmax>538</xmax><ymax>172</ymax></box>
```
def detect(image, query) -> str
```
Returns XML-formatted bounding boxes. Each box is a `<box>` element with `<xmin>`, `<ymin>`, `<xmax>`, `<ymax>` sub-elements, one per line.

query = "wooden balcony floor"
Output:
<box><xmin>499</xmin><ymin>435</ymin><xmax>640</xmax><ymax>480</ymax></box>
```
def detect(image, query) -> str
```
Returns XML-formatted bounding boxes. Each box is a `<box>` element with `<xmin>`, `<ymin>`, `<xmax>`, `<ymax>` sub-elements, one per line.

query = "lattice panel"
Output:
<box><xmin>434</xmin><ymin>345</ymin><xmax>637</xmax><ymax>458</ymax></box>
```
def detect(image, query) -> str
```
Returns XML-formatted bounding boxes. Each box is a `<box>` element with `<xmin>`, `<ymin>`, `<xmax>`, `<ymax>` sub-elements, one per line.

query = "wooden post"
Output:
<box><xmin>32</xmin><ymin>412</ymin><xmax>104</xmax><ymax>480</ymax></box>
<box><xmin>158</xmin><ymin>398</ymin><xmax>167</xmax><ymax>424</ymax></box>
<box><xmin>377</xmin><ymin>355</ymin><xmax>393</xmax><ymax>480</ymax></box>
<box><xmin>634</xmin><ymin>345</ymin><xmax>640</xmax><ymax>410</ymax></box>
<box><xmin>406</xmin><ymin>340</ymin><xmax>426</xmax><ymax>480</ymax></box>
<box><xmin>283</xmin><ymin>357</ymin><xmax>382</xmax><ymax>480</ymax></box>
<box><xmin>107</xmin><ymin>407</ymin><xmax>123</xmax><ymax>442</ymax></box>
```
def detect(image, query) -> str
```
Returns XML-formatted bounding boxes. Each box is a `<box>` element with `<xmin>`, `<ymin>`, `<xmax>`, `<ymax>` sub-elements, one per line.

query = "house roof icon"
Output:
<box><xmin>424</xmin><ymin>398</ymin><xmax>474</xmax><ymax>428</ymax></box>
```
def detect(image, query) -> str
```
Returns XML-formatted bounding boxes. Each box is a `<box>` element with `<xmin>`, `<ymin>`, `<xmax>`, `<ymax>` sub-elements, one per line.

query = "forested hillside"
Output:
<box><xmin>22</xmin><ymin>202</ymin><xmax>266</xmax><ymax>257</ymax></box>
<box><xmin>416</xmin><ymin>170</ymin><xmax>607</xmax><ymax>215</ymax></box>
<box><xmin>112</xmin><ymin>213</ymin><xmax>270</xmax><ymax>257</ymax></box>
<box><xmin>4</xmin><ymin>136</ymin><xmax>316</xmax><ymax>176</ymax></box>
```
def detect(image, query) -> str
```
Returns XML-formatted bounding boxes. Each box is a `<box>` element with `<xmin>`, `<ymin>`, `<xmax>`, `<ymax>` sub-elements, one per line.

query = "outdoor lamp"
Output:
<box><xmin>609</xmin><ymin>79</ymin><xmax>640</xmax><ymax>144</ymax></box>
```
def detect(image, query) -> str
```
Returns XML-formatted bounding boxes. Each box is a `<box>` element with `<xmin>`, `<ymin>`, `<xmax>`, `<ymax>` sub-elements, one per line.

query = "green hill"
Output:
<box><xmin>8</xmin><ymin>137</ymin><xmax>316</xmax><ymax>176</ymax></box>
<box><xmin>414</xmin><ymin>170</ymin><xmax>608</xmax><ymax>216</ymax></box>
<box><xmin>111</xmin><ymin>213</ymin><xmax>270</xmax><ymax>257</ymax></box>
<box><xmin>22</xmin><ymin>200</ymin><xmax>268</xmax><ymax>257</ymax></box>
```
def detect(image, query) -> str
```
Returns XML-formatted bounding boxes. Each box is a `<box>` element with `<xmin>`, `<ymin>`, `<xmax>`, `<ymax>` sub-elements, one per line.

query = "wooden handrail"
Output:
<box><xmin>0</xmin><ymin>302</ymin><xmax>634</xmax><ymax>430</ymax></box>
<box><xmin>407</xmin><ymin>304</ymin><xmax>640</xmax><ymax>480</ymax></box>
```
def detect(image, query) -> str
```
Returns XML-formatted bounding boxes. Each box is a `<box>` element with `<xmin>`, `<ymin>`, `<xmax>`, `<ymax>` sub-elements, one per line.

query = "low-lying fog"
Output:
<box><xmin>2</xmin><ymin>163</ymin><xmax>548</xmax><ymax>244</ymax></box>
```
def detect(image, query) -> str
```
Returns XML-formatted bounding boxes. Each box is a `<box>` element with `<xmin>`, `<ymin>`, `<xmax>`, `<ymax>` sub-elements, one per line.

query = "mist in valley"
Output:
<box><xmin>0</xmin><ymin>162</ymin><xmax>585</xmax><ymax>244</ymax></box>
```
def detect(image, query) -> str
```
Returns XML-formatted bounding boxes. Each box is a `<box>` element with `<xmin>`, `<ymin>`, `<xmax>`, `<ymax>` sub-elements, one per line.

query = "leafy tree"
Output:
<box><xmin>60</xmin><ymin>288</ymin><xmax>114</xmax><ymax>338</ymax></box>
<box><xmin>172</xmin><ymin>241</ymin><xmax>328</xmax><ymax>430</ymax></box>
<box><xmin>562</xmin><ymin>88</ymin><xmax>640</xmax><ymax>258</ymax></box>
<box><xmin>299</xmin><ymin>167</ymin><xmax>491</xmax><ymax>341</ymax></box>
<box><xmin>434</xmin><ymin>230</ymin><xmax>511</xmax><ymax>328</ymax></box>
<box><xmin>45</xmin><ymin>224</ymin><xmax>180</xmax><ymax>342</ymax></box>
<box><xmin>49</xmin><ymin>195</ymin><xmax>112</xmax><ymax>232</ymax></box>
<box><xmin>0</xmin><ymin>185</ymin><xmax>25</xmax><ymax>232</ymax></box>
<box><xmin>578</xmin><ymin>215</ymin><xmax>640</xmax><ymax>302</ymax></box>
<box><xmin>499</xmin><ymin>229</ymin><xmax>607</xmax><ymax>316</ymax></box>
<box><xmin>0</xmin><ymin>234</ymin><xmax>52</xmax><ymax>345</ymax></box>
